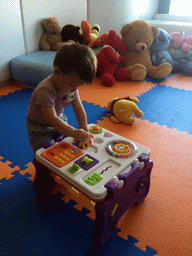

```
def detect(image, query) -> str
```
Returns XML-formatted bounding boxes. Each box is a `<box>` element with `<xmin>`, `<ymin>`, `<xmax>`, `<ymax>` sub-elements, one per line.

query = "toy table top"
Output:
<box><xmin>35</xmin><ymin>124</ymin><xmax>150</xmax><ymax>200</ymax></box>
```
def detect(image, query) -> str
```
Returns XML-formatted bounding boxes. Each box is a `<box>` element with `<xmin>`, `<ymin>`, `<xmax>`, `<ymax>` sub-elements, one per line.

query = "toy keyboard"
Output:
<box><xmin>35</xmin><ymin>124</ymin><xmax>150</xmax><ymax>200</ymax></box>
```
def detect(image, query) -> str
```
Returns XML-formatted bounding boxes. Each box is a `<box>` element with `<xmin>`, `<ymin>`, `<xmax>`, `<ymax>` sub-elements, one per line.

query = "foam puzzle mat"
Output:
<box><xmin>0</xmin><ymin>75</ymin><xmax>192</xmax><ymax>256</ymax></box>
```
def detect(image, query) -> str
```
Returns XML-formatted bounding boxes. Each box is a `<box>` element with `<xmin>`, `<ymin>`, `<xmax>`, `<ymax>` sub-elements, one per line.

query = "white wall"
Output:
<box><xmin>21</xmin><ymin>0</ymin><xmax>87</xmax><ymax>53</ymax></box>
<box><xmin>88</xmin><ymin>0</ymin><xmax>159</xmax><ymax>36</ymax></box>
<box><xmin>0</xmin><ymin>0</ymin><xmax>87</xmax><ymax>85</ymax></box>
<box><xmin>0</xmin><ymin>0</ymin><xmax>25</xmax><ymax>84</ymax></box>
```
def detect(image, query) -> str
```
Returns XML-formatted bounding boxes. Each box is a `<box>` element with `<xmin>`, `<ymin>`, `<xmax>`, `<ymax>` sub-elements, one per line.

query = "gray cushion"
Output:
<box><xmin>10</xmin><ymin>51</ymin><xmax>56</xmax><ymax>87</ymax></box>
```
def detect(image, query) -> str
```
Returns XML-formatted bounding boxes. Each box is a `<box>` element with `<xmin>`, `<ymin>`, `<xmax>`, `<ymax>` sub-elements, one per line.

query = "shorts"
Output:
<box><xmin>26</xmin><ymin>113</ymin><xmax>68</xmax><ymax>154</ymax></box>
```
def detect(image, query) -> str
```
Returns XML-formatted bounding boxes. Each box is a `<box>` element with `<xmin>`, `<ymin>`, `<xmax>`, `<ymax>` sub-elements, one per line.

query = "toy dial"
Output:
<box><xmin>105</xmin><ymin>140</ymin><xmax>137</xmax><ymax>158</ymax></box>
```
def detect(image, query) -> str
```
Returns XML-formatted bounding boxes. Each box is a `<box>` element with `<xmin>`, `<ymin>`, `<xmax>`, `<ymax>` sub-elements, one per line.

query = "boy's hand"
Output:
<box><xmin>73</xmin><ymin>129</ymin><xmax>89</xmax><ymax>144</ymax></box>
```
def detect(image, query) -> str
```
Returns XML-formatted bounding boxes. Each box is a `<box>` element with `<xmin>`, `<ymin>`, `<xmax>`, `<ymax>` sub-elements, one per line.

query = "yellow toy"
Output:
<box><xmin>107</xmin><ymin>96</ymin><xmax>143</xmax><ymax>125</ymax></box>
<box><xmin>81</xmin><ymin>20</ymin><xmax>108</xmax><ymax>48</ymax></box>
<box><xmin>91</xmin><ymin>24</ymin><xmax>100</xmax><ymax>40</ymax></box>
<box><xmin>78</xmin><ymin>134</ymin><xmax>94</xmax><ymax>149</ymax></box>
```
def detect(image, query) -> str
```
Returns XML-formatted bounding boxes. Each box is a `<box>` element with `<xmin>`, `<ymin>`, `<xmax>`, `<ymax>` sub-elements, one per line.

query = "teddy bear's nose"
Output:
<box><xmin>141</xmin><ymin>45</ymin><xmax>146</xmax><ymax>51</ymax></box>
<box><xmin>135</xmin><ymin>42</ymin><xmax>147</xmax><ymax>52</ymax></box>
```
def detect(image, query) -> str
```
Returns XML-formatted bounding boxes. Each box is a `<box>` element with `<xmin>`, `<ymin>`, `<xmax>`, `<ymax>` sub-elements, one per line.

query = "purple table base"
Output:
<box><xmin>92</xmin><ymin>154</ymin><xmax>153</xmax><ymax>246</ymax></box>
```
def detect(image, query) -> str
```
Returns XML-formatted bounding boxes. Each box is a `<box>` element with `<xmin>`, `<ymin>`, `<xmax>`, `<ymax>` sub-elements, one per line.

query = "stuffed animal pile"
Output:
<box><xmin>39</xmin><ymin>17</ymin><xmax>192</xmax><ymax>78</ymax></box>
<box><xmin>39</xmin><ymin>18</ymin><xmax>109</xmax><ymax>50</ymax></box>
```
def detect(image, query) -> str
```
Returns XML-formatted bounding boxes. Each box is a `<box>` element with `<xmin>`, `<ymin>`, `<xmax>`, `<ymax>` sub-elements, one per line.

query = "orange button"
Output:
<box><xmin>92</xmin><ymin>125</ymin><xmax>100</xmax><ymax>131</ymax></box>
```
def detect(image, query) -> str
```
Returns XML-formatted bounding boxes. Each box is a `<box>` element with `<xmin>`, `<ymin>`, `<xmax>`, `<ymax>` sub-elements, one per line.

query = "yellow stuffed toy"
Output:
<box><xmin>90</xmin><ymin>24</ymin><xmax>100</xmax><ymax>40</ymax></box>
<box><xmin>81</xmin><ymin>20</ymin><xmax>108</xmax><ymax>48</ymax></box>
<box><xmin>107</xmin><ymin>96</ymin><xmax>143</xmax><ymax>124</ymax></box>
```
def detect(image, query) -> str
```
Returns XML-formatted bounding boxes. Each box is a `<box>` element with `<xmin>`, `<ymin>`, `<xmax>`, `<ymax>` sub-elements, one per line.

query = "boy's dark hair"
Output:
<box><xmin>53</xmin><ymin>43</ymin><xmax>97</xmax><ymax>84</ymax></box>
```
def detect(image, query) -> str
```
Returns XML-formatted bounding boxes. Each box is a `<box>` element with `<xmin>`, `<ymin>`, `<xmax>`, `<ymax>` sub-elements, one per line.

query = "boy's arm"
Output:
<box><xmin>72</xmin><ymin>98</ymin><xmax>89</xmax><ymax>132</ymax></box>
<box><xmin>40</xmin><ymin>105</ymin><xmax>88</xmax><ymax>143</ymax></box>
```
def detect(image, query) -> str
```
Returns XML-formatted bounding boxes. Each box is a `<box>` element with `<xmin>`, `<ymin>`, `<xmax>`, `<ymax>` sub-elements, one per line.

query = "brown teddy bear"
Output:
<box><xmin>39</xmin><ymin>17</ymin><xmax>66</xmax><ymax>51</ymax></box>
<box><xmin>120</xmin><ymin>20</ymin><xmax>172</xmax><ymax>81</ymax></box>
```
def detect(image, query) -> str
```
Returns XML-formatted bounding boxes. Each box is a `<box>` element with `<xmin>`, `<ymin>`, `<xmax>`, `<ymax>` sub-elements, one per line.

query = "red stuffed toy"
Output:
<box><xmin>97</xmin><ymin>30</ymin><xmax>131</xmax><ymax>87</ymax></box>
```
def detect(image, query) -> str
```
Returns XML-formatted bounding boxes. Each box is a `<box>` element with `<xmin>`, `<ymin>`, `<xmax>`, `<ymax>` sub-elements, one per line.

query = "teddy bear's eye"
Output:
<box><xmin>136</xmin><ymin>40</ymin><xmax>139</xmax><ymax>43</ymax></box>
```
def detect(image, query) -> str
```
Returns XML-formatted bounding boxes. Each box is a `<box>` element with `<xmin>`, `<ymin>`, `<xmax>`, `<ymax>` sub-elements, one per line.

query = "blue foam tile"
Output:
<box><xmin>137</xmin><ymin>85</ymin><xmax>192</xmax><ymax>134</ymax></box>
<box><xmin>0</xmin><ymin>194</ymin><xmax>157</xmax><ymax>256</ymax></box>
<box><xmin>65</xmin><ymin>101</ymin><xmax>109</xmax><ymax>128</ymax></box>
<box><xmin>89</xmin><ymin>232</ymin><xmax>157</xmax><ymax>256</ymax></box>
<box><xmin>0</xmin><ymin>172</ymin><xmax>35</xmax><ymax>217</ymax></box>
<box><xmin>0</xmin><ymin>89</ymin><xmax>34</xmax><ymax>167</ymax></box>
<box><xmin>144</xmin><ymin>73</ymin><xmax>173</xmax><ymax>84</ymax></box>
<box><xmin>0</xmin><ymin>197</ymin><xmax>93</xmax><ymax>256</ymax></box>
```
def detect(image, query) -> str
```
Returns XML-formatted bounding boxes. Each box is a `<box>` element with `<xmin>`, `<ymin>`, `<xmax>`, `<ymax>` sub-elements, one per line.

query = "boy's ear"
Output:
<box><xmin>53</xmin><ymin>66</ymin><xmax>61</xmax><ymax>75</ymax></box>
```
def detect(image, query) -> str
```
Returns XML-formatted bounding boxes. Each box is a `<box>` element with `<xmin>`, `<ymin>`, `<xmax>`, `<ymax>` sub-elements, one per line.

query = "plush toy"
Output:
<box><xmin>91</xmin><ymin>24</ymin><xmax>100</xmax><ymax>40</ymax></box>
<box><xmin>81</xmin><ymin>20</ymin><xmax>109</xmax><ymax>48</ymax></box>
<box><xmin>150</xmin><ymin>28</ymin><xmax>179</xmax><ymax>70</ymax></box>
<box><xmin>150</xmin><ymin>28</ymin><xmax>172</xmax><ymax>64</ymax></box>
<box><xmin>107</xmin><ymin>96</ymin><xmax>143</xmax><ymax>124</ymax></box>
<box><xmin>150</xmin><ymin>28</ymin><xmax>192</xmax><ymax>76</ymax></box>
<box><xmin>39</xmin><ymin>17</ymin><xmax>66</xmax><ymax>51</ymax></box>
<box><xmin>61</xmin><ymin>24</ymin><xmax>84</xmax><ymax>44</ymax></box>
<box><xmin>120</xmin><ymin>20</ymin><xmax>172</xmax><ymax>81</ymax></box>
<box><xmin>97</xmin><ymin>30</ymin><xmax>131</xmax><ymax>87</ymax></box>
<box><xmin>169</xmin><ymin>31</ymin><xmax>192</xmax><ymax>53</ymax></box>
<box><xmin>169</xmin><ymin>48</ymin><xmax>192</xmax><ymax>76</ymax></box>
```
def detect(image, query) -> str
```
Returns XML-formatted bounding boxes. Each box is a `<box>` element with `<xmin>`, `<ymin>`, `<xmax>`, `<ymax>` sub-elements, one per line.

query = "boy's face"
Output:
<box><xmin>53</xmin><ymin>67</ymin><xmax>86</xmax><ymax>93</ymax></box>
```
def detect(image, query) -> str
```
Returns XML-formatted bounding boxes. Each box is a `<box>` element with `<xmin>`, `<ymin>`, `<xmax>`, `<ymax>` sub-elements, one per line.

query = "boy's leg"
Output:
<box><xmin>26</xmin><ymin>114</ymin><xmax>68</xmax><ymax>200</ymax></box>
<box><xmin>33</xmin><ymin>158</ymin><xmax>57</xmax><ymax>200</ymax></box>
<box><xmin>26</xmin><ymin>123</ymin><xmax>62</xmax><ymax>199</ymax></box>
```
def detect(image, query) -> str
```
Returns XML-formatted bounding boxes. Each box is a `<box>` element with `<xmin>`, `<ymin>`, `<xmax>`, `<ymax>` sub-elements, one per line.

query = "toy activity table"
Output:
<box><xmin>35</xmin><ymin>124</ymin><xmax>153</xmax><ymax>245</ymax></box>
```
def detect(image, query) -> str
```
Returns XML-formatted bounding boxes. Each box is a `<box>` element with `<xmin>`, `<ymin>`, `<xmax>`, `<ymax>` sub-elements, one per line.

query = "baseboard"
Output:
<box><xmin>0</xmin><ymin>79</ymin><xmax>13</xmax><ymax>87</ymax></box>
<box><xmin>11</xmin><ymin>79</ymin><xmax>35</xmax><ymax>89</ymax></box>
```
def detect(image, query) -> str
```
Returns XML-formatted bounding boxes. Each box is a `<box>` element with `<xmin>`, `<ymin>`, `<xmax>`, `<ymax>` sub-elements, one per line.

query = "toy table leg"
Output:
<box><xmin>92</xmin><ymin>154</ymin><xmax>153</xmax><ymax>246</ymax></box>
